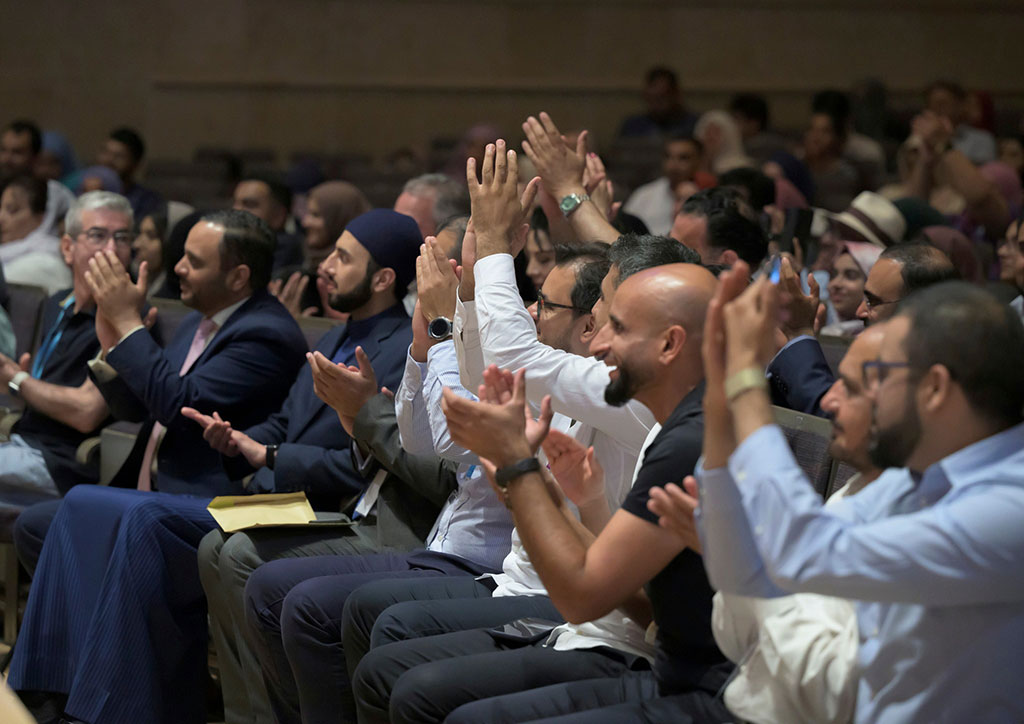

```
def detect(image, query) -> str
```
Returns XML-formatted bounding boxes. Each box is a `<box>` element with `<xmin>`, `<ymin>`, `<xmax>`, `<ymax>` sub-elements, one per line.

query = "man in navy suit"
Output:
<box><xmin>189</xmin><ymin>208</ymin><xmax>428</xmax><ymax>724</ymax></box>
<box><xmin>9</xmin><ymin>210</ymin><xmax>308</xmax><ymax>724</ymax></box>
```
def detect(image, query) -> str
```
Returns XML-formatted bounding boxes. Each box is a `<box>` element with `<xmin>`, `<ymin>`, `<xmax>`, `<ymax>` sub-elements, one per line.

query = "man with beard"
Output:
<box><xmin>353</xmin><ymin>262</ymin><xmax>733</xmax><ymax>724</ymax></box>
<box><xmin>187</xmin><ymin>208</ymin><xmax>426</xmax><ymax>724</ymax></box>
<box><xmin>695</xmin><ymin>269</ymin><xmax>1024</xmax><ymax>723</ymax></box>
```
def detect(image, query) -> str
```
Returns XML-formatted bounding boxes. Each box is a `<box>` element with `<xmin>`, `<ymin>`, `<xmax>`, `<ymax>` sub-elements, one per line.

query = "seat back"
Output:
<box><xmin>828</xmin><ymin>460</ymin><xmax>860</xmax><ymax>499</ymax></box>
<box><xmin>6</xmin><ymin>283</ymin><xmax>49</xmax><ymax>358</ymax></box>
<box><xmin>817</xmin><ymin>334</ymin><xmax>852</xmax><ymax>376</ymax></box>
<box><xmin>149</xmin><ymin>298</ymin><xmax>192</xmax><ymax>347</ymax></box>
<box><xmin>772</xmin><ymin>405</ymin><xmax>835</xmax><ymax>498</ymax></box>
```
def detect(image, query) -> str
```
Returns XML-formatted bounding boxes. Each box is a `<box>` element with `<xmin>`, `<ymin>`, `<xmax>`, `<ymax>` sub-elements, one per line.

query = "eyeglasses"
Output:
<box><xmin>862</xmin><ymin>359</ymin><xmax>913</xmax><ymax>386</ymax></box>
<box><xmin>536</xmin><ymin>292</ymin><xmax>586</xmax><ymax>315</ymax></box>
<box><xmin>77</xmin><ymin>227</ymin><xmax>133</xmax><ymax>248</ymax></box>
<box><xmin>862</xmin><ymin>291</ymin><xmax>902</xmax><ymax>311</ymax></box>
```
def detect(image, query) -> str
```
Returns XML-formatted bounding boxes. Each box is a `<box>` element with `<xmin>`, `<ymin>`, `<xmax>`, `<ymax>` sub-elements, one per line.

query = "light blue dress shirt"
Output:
<box><xmin>696</xmin><ymin>422</ymin><xmax>1024</xmax><ymax>723</ymax></box>
<box><xmin>394</xmin><ymin>341</ymin><xmax>512</xmax><ymax>571</ymax></box>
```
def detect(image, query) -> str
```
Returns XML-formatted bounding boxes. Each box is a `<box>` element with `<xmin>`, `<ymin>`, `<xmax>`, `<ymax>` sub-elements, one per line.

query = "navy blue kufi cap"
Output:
<box><xmin>345</xmin><ymin>209</ymin><xmax>422</xmax><ymax>296</ymax></box>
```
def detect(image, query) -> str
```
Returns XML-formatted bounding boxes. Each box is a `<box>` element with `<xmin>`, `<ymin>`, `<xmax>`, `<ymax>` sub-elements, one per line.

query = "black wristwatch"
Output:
<box><xmin>428</xmin><ymin>316</ymin><xmax>453</xmax><ymax>340</ymax></box>
<box><xmin>265</xmin><ymin>444</ymin><xmax>279</xmax><ymax>470</ymax></box>
<box><xmin>494</xmin><ymin>458</ymin><xmax>541</xmax><ymax>489</ymax></box>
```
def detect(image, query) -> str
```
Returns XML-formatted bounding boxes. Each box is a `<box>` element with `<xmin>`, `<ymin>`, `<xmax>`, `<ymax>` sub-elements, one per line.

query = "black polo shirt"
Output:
<box><xmin>619</xmin><ymin>381</ymin><xmax>731</xmax><ymax>696</ymax></box>
<box><xmin>13</xmin><ymin>289</ymin><xmax>108</xmax><ymax>491</ymax></box>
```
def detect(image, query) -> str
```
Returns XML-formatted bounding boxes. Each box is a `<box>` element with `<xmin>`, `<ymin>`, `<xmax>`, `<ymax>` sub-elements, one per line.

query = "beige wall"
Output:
<box><xmin>4</xmin><ymin>0</ymin><xmax>1024</xmax><ymax>165</ymax></box>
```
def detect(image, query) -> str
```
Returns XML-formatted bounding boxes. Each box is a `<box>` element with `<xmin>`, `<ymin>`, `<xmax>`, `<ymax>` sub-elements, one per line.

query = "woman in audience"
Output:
<box><xmin>35</xmin><ymin>131</ymin><xmax>79</xmax><ymax>185</ymax></box>
<box><xmin>802</xmin><ymin>109</ymin><xmax>861</xmax><ymax>211</ymax></box>
<box><xmin>0</xmin><ymin>175</ymin><xmax>71</xmax><ymax>294</ymax></box>
<box><xmin>524</xmin><ymin>206</ymin><xmax>556</xmax><ymax>292</ymax></box>
<box><xmin>131</xmin><ymin>201</ymin><xmax>195</xmax><ymax>298</ymax></box>
<box><xmin>821</xmin><ymin>241</ymin><xmax>882</xmax><ymax>337</ymax></box>
<box><xmin>73</xmin><ymin>164</ymin><xmax>123</xmax><ymax>195</ymax></box>
<box><xmin>694</xmin><ymin>110</ymin><xmax>754</xmax><ymax>175</ymax></box>
<box><xmin>999</xmin><ymin>215</ymin><xmax>1024</xmax><ymax>318</ymax></box>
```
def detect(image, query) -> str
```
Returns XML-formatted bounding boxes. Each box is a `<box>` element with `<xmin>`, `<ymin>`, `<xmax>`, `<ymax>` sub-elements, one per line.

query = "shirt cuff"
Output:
<box><xmin>474</xmin><ymin>253</ymin><xmax>515</xmax><ymax>287</ymax></box>
<box><xmin>87</xmin><ymin>354</ymin><xmax>119</xmax><ymax>383</ymax></box>
<box><xmin>425</xmin><ymin>338</ymin><xmax>456</xmax><ymax>366</ymax></box>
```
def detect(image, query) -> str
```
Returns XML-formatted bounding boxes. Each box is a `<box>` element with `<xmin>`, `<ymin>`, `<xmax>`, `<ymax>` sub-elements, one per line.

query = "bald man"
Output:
<box><xmin>360</xmin><ymin>264</ymin><xmax>732</xmax><ymax>724</ymax></box>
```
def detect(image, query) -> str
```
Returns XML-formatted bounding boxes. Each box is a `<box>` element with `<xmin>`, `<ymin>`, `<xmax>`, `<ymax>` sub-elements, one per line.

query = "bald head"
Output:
<box><xmin>591</xmin><ymin>263</ymin><xmax>716</xmax><ymax>418</ymax></box>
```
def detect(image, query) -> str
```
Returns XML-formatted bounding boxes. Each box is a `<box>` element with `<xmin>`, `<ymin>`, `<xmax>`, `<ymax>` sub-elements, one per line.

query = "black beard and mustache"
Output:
<box><xmin>604</xmin><ymin>360</ymin><xmax>650</xmax><ymax>408</ymax></box>
<box><xmin>868</xmin><ymin>386</ymin><xmax>922</xmax><ymax>470</ymax></box>
<box><xmin>328</xmin><ymin>270</ymin><xmax>375</xmax><ymax>313</ymax></box>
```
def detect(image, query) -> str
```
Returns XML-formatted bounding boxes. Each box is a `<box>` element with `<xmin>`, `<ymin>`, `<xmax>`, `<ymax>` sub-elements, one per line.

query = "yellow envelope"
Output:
<box><xmin>207</xmin><ymin>492</ymin><xmax>319</xmax><ymax>532</ymax></box>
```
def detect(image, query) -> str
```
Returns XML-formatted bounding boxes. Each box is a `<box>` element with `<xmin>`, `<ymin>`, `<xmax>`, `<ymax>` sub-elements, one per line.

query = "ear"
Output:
<box><xmin>373</xmin><ymin>267</ymin><xmax>396</xmax><ymax>295</ymax></box>
<box><xmin>60</xmin><ymin>234</ymin><xmax>74</xmax><ymax>266</ymax></box>
<box><xmin>919</xmin><ymin>364</ymin><xmax>953</xmax><ymax>415</ymax></box>
<box><xmin>226</xmin><ymin>264</ymin><xmax>252</xmax><ymax>293</ymax></box>
<box><xmin>719</xmin><ymin>249</ymin><xmax>740</xmax><ymax>267</ymax></box>
<box><xmin>576</xmin><ymin>313</ymin><xmax>597</xmax><ymax>345</ymax></box>
<box><xmin>659</xmin><ymin>325</ymin><xmax>687</xmax><ymax>365</ymax></box>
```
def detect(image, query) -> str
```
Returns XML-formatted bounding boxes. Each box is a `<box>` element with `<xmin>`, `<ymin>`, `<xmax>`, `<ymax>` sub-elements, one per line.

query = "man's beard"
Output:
<box><xmin>328</xmin><ymin>270</ymin><xmax>374</xmax><ymax>314</ymax></box>
<box><xmin>868</xmin><ymin>389</ymin><xmax>921</xmax><ymax>470</ymax></box>
<box><xmin>604</xmin><ymin>360</ymin><xmax>647</xmax><ymax>408</ymax></box>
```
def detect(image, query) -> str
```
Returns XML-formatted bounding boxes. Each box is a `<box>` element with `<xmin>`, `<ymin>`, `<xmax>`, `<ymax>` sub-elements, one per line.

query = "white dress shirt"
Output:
<box><xmin>623</xmin><ymin>176</ymin><xmax>676</xmax><ymax>236</ymax></box>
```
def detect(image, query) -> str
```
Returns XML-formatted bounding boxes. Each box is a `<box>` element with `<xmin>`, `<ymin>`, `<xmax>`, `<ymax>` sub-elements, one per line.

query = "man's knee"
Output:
<box><xmin>370</xmin><ymin>601</ymin><xmax>445</xmax><ymax>647</ymax></box>
<box><xmin>197</xmin><ymin>528</ymin><xmax>227</xmax><ymax>588</ymax></box>
<box><xmin>388</xmin><ymin>664</ymin><xmax>449</xmax><ymax>724</ymax></box>
<box><xmin>13</xmin><ymin>499</ymin><xmax>61</xmax><ymax>574</ymax></box>
<box><xmin>218</xmin><ymin>531</ymin><xmax>263</xmax><ymax>593</ymax></box>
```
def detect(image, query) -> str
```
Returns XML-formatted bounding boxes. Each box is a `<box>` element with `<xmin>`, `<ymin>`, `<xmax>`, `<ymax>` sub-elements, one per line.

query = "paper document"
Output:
<box><xmin>207</xmin><ymin>492</ymin><xmax>352</xmax><ymax>532</ymax></box>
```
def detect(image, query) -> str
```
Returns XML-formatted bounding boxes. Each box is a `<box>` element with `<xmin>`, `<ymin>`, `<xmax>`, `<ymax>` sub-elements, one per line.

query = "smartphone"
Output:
<box><xmin>777</xmin><ymin>208</ymin><xmax>814</xmax><ymax>255</ymax></box>
<box><xmin>768</xmin><ymin>255</ymin><xmax>782</xmax><ymax>284</ymax></box>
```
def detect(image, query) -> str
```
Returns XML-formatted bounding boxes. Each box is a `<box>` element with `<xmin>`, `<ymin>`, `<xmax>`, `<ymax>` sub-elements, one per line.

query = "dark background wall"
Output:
<box><xmin>5</xmin><ymin>0</ymin><xmax>1024</xmax><ymax>166</ymax></box>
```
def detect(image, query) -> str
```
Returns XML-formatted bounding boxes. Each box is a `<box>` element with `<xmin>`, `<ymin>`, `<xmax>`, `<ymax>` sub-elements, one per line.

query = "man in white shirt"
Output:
<box><xmin>623</xmin><ymin>135</ymin><xmax>704</xmax><ymax>236</ymax></box>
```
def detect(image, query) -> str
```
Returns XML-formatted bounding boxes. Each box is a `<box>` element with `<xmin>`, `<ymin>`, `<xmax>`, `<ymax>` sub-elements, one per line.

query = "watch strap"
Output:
<box><xmin>724</xmin><ymin>367</ymin><xmax>768</xmax><ymax>402</ymax></box>
<box><xmin>265</xmin><ymin>444</ymin><xmax>279</xmax><ymax>470</ymax></box>
<box><xmin>494</xmin><ymin>457</ymin><xmax>541</xmax><ymax>488</ymax></box>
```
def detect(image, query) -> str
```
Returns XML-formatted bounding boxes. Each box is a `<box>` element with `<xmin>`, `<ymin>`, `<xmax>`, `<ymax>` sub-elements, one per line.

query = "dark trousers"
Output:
<box><xmin>242</xmin><ymin>550</ymin><xmax>487</xmax><ymax>724</ymax></box>
<box><xmin>445</xmin><ymin>671</ymin><xmax>731</xmax><ymax>723</ymax></box>
<box><xmin>13</xmin><ymin>498</ymin><xmax>61</xmax><ymax>575</ymax></box>
<box><xmin>352</xmin><ymin>623</ymin><xmax>650</xmax><ymax>724</ymax></box>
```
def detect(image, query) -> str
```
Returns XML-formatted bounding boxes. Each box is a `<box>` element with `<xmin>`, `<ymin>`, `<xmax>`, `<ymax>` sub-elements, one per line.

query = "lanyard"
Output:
<box><xmin>31</xmin><ymin>294</ymin><xmax>75</xmax><ymax>378</ymax></box>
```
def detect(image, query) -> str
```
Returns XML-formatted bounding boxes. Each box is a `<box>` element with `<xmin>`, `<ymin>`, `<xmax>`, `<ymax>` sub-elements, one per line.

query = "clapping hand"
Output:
<box><xmin>269</xmin><ymin>272</ymin><xmax>317</xmax><ymax>320</ymax></box>
<box><xmin>307</xmin><ymin>346</ymin><xmax>377</xmax><ymax>433</ymax></box>
<box><xmin>85</xmin><ymin>250</ymin><xmax>146</xmax><ymax>336</ymax></box>
<box><xmin>521</xmin><ymin>112</ymin><xmax>588</xmax><ymax>199</ymax></box>
<box><xmin>541</xmin><ymin>428</ymin><xmax>605</xmax><ymax>508</ymax></box>
<box><xmin>647</xmin><ymin>476</ymin><xmax>703</xmax><ymax>553</ymax></box>
<box><xmin>181</xmin><ymin>407</ymin><xmax>267</xmax><ymax>468</ymax></box>
<box><xmin>467</xmin><ymin>139</ymin><xmax>539</xmax><ymax>257</ymax></box>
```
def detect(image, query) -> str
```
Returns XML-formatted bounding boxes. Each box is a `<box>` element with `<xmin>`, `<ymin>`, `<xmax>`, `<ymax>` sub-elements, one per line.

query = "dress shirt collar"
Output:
<box><xmin>934</xmin><ymin>420</ymin><xmax>1024</xmax><ymax>489</ymax></box>
<box><xmin>208</xmin><ymin>296</ymin><xmax>250</xmax><ymax>329</ymax></box>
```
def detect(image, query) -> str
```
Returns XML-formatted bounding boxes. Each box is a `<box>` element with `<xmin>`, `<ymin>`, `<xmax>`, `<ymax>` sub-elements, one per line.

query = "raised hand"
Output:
<box><xmin>776</xmin><ymin>255</ymin><xmax>821</xmax><ymax>340</ymax></box>
<box><xmin>647</xmin><ymin>476</ymin><xmax>703</xmax><ymax>553</ymax></box>
<box><xmin>541</xmin><ymin>428</ymin><xmax>605</xmax><ymax>507</ymax></box>
<box><xmin>85</xmin><ymin>250</ymin><xmax>146</xmax><ymax>336</ymax></box>
<box><xmin>521</xmin><ymin>113</ymin><xmax>588</xmax><ymax>199</ymax></box>
<box><xmin>416</xmin><ymin>237</ymin><xmax>459</xmax><ymax>324</ymax></box>
<box><xmin>478</xmin><ymin>364</ymin><xmax>553</xmax><ymax>453</ymax></box>
<box><xmin>307</xmin><ymin>346</ymin><xmax>377</xmax><ymax>423</ymax></box>
<box><xmin>269</xmin><ymin>271</ymin><xmax>316</xmax><ymax>320</ymax></box>
<box><xmin>467</xmin><ymin>139</ymin><xmax>539</xmax><ymax>257</ymax></box>
<box><xmin>722</xmin><ymin>273</ymin><xmax>780</xmax><ymax>379</ymax></box>
<box><xmin>442</xmin><ymin>367</ymin><xmax>550</xmax><ymax>468</ymax></box>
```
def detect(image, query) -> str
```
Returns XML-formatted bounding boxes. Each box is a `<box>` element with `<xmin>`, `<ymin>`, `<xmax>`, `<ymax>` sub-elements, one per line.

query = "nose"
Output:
<box><xmin>589</xmin><ymin>324</ymin><xmax>611</xmax><ymax>359</ymax></box>
<box><xmin>855</xmin><ymin>298</ymin><xmax>869</xmax><ymax>320</ymax></box>
<box><xmin>527</xmin><ymin>302</ymin><xmax>539</xmax><ymax>323</ymax></box>
<box><xmin>820</xmin><ymin>379</ymin><xmax>842</xmax><ymax>415</ymax></box>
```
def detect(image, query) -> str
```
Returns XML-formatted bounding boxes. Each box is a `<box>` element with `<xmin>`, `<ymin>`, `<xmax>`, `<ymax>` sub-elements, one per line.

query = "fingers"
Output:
<box><xmin>494</xmin><ymin>139</ymin><xmax>508</xmax><ymax>186</ymax></box>
<box><xmin>575</xmin><ymin>129</ymin><xmax>589</xmax><ymax>161</ymax></box>
<box><xmin>466</xmin><ymin>156</ymin><xmax>478</xmax><ymax>188</ymax></box>
<box><xmin>143</xmin><ymin>306</ymin><xmax>159</xmax><ymax>330</ymax></box>
<box><xmin>180</xmin><ymin>407</ymin><xmax>211</xmax><ymax>428</ymax></box>
<box><xmin>538</xmin><ymin>111</ymin><xmax>560</xmax><ymax>140</ymax></box>
<box><xmin>682</xmin><ymin>475</ymin><xmax>699</xmax><ymax>498</ymax></box>
<box><xmin>354</xmin><ymin>346</ymin><xmax>372</xmax><ymax>376</ymax></box>
<box><xmin>520</xmin><ymin>176</ymin><xmax>540</xmax><ymax>212</ymax></box>
<box><xmin>481</xmin><ymin>142</ymin><xmax>495</xmax><ymax>186</ymax></box>
<box><xmin>380</xmin><ymin>386</ymin><xmax>394</xmax><ymax>400</ymax></box>
<box><xmin>18</xmin><ymin>353</ymin><xmax>31</xmax><ymax>371</ymax></box>
<box><xmin>537</xmin><ymin>394</ymin><xmax>553</xmax><ymax>431</ymax></box>
<box><xmin>807</xmin><ymin>270</ymin><xmax>820</xmax><ymax>302</ymax></box>
<box><xmin>268</xmin><ymin>279</ymin><xmax>282</xmax><ymax>295</ymax></box>
<box><xmin>136</xmin><ymin>260</ymin><xmax>148</xmax><ymax>295</ymax></box>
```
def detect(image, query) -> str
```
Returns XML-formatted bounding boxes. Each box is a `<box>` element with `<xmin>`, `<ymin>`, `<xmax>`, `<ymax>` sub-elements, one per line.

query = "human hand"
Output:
<box><xmin>479</xmin><ymin>364</ymin><xmax>553</xmax><ymax>453</ymax></box>
<box><xmin>912</xmin><ymin>111</ymin><xmax>954</xmax><ymax>155</ymax></box>
<box><xmin>269</xmin><ymin>272</ymin><xmax>316</xmax><ymax>319</ymax></box>
<box><xmin>722</xmin><ymin>274</ymin><xmax>779</xmax><ymax>378</ymax></box>
<box><xmin>521</xmin><ymin>112</ymin><xmax>588</xmax><ymax>199</ymax></box>
<box><xmin>459</xmin><ymin>219</ymin><xmax>477</xmax><ymax>302</ymax></box>
<box><xmin>584</xmin><ymin>152</ymin><xmax>617</xmax><ymax>221</ymax></box>
<box><xmin>181</xmin><ymin>407</ymin><xmax>240</xmax><ymax>457</ymax></box>
<box><xmin>84</xmin><ymin>250</ymin><xmax>146</xmax><ymax>336</ymax></box>
<box><xmin>776</xmin><ymin>256</ymin><xmax>820</xmax><ymax>340</ymax></box>
<box><xmin>410</xmin><ymin>298</ymin><xmax>431</xmax><ymax>362</ymax></box>
<box><xmin>0</xmin><ymin>353</ymin><xmax>21</xmax><ymax>385</ymax></box>
<box><xmin>307</xmin><ymin>346</ymin><xmax>377</xmax><ymax>420</ymax></box>
<box><xmin>647</xmin><ymin>477</ymin><xmax>702</xmax><ymax>553</ymax></box>
<box><xmin>467</xmin><ymin>140</ymin><xmax>540</xmax><ymax>257</ymax></box>
<box><xmin>541</xmin><ymin>428</ymin><xmax>605</xmax><ymax>507</ymax></box>
<box><xmin>442</xmin><ymin>367</ymin><xmax>551</xmax><ymax>467</ymax></box>
<box><xmin>416</xmin><ymin>237</ymin><xmax>459</xmax><ymax>323</ymax></box>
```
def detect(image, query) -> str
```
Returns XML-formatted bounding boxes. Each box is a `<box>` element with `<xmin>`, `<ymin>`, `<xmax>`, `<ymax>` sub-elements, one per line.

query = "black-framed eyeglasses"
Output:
<box><xmin>862</xmin><ymin>291</ymin><xmax>902</xmax><ymax>311</ymax></box>
<box><xmin>862</xmin><ymin>359</ymin><xmax>913</xmax><ymax>386</ymax></box>
<box><xmin>78</xmin><ymin>227</ymin><xmax>133</xmax><ymax>248</ymax></box>
<box><xmin>536</xmin><ymin>292</ymin><xmax>586</xmax><ymax>315</ymax></box>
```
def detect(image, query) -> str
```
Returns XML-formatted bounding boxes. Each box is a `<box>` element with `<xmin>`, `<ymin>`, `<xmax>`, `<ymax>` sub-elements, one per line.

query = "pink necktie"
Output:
<box><xmin>137</xmin><ymin>318</ymin><xmax>218</xmax><ymax>490</ymax></box>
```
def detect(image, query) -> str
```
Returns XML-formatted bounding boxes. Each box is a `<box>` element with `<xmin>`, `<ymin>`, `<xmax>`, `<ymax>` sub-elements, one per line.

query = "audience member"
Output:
<box><xmin>717</xmin><ymin>167</ymin><xmax>777</xmax><ymax>213</ymax></box>
<box><xmin>802</xmin><ymin>100</ymin><xmax>862</xmax><ymax>212</ymax></box>
<box><xmin>694</xmin><ymin>110</ymin><xmax>753</xmax><ymax>176</ymax></box>
<box><xmin>524</xmin><ymin>206</ymin><xmax>556</xmax><ymax>290</ymax></box>
<box><xmin>926</xmin><ymin>80</ymin><xmax>997</xmax><ymax>164</ymax></box>
<box><xmin>697</xmin><ymin>270</ymin><xmax>1024</xmax><ymax>722</ymax></box>
<box><xmin>813</xmin><ymin>89</ymin><xmax>887</xmax><ymax>193</ymax></box>
<box><xmin>0</xmin><ymin>119</ymin><xmax>75</xmax><ymax>236</ymax></box>
<box><xmin>729</xmin><ymin>92</ymin><xmax>789</xmax><ymax>165</ymax></box>
<box><xmin>618</xmin><ymin>66</ymin><xmax>698</xmax><ymax>140</ymax></box>
<box><xmin>393</xmin><ymin>173</ymin><xmax>469</xmax><ymax>239</ymax></box>
<box><xmin>0</xmin><ymin>192</ymin><xmax>132</xmax><ymax>511</ymax></box>
<box><xmin>999</xmin><ymin>215</ymin><xmax>1024</xmax><ymax>319</ymax></box>
<box><xmin>670</xmin><ymin>187</ymin><xmax>768</xmax><ymax>268</ymax></box>
<box><xmin>0</xmin><ymin>175</ymin><xmax>72</xmax><ymax>293</ymax></box>
<box><xmin>999</xmin><ymin>135</ymin><xmax>1024</xmax><ymax>182</ymax></box>
<box><xmin>35</xmin><ymin>131</ymin><xmax>79</xmax><ymax>183</ymax></box>
<box><xmin>821</xmin><ymin>241</ymin><xmax>883</xmax><ymax>337</ymax></box>
<box><xmin>97</xmin><ymin>127</ymin><xmax>163</xmax><ymax>221</ymax></box>
<box><xmin>9</xmin><ymin>209</ymin><xmax>307</xmax><ymax>724</ymax></box>
<box><xmin>623</xmin><ymin>134</ymin><xmax>704</xmax><ymax>235</ymax></box>
<box><xmin>131</xmin><ymin>201</ymin><xmax>195</xmax><ymax>298</ymax></box>
<box><xmin>232</xmin><ymin>174</ymin><xmax>304</xmax><ymax>270</ymax></box>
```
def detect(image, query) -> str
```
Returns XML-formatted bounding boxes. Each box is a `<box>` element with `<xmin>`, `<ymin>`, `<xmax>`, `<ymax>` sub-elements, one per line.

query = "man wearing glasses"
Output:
<box><xmin>769</xmin><ymin>240</ymin><xmax>955</xmax><ymax>416</ymax></box>
<box><xmin>0</xmin><ymin>191</ymin><xmax>134</xmax><ymax>510</ymax></box>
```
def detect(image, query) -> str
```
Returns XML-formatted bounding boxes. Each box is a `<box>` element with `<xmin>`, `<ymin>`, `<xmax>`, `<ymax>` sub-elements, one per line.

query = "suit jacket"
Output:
<box><xmin>235</xmin><ymin>304</ymin><xmax>414</xmax><ymax>511</ymax></box>
<box><xmin>767</xmin><ymin>337</ymin><xmax>835</xmax><ymax>417</ymax></box>
<box><xmin>97</xmin><ymin>290</ymin><xmax>307</xmax><ymax>497</ymax></box>
<box><xmin>350</xmin><ymin>392</ymin><xmax>457</xmax><ymax>549</ymax></box>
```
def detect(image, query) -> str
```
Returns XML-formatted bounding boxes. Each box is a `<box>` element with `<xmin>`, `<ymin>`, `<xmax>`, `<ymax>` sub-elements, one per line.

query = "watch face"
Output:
<box><xmin>559</xmin><ymin>195</ymin><xmax>578</xmax><ymax>214</ymax></box>
<box><xmin>428</xmin><ymin>317</ymin><xmax>452</xmax><ymax>339</ymax></box>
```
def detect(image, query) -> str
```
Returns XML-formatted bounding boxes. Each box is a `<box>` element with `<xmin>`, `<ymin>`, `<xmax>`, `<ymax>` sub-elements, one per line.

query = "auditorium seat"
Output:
<box><xmin>817</xmin><ymin>334</ymin><xmax>852</xmax><ymax>376</ymax></box>
<box><xmin>773</xmin><ymin>405</ymin><xmax>834</xmax><ymax>498</ymax></box>
<box><xmin>6</xmin><ymin>283</ymin><xmax>49</xmax><ymax>360</ymax></box>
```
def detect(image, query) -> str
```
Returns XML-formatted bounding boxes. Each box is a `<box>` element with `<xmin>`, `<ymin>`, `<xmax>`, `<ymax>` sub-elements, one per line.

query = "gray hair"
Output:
<box><xmin>65</xmin><ymin>190</ymin><xmax>134</xmax><ymax>237</ymax></box>
<box><xmin>402</xmin><ymin>173</ymin><xmax>469</xmax><ymax>227</ymax></box>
